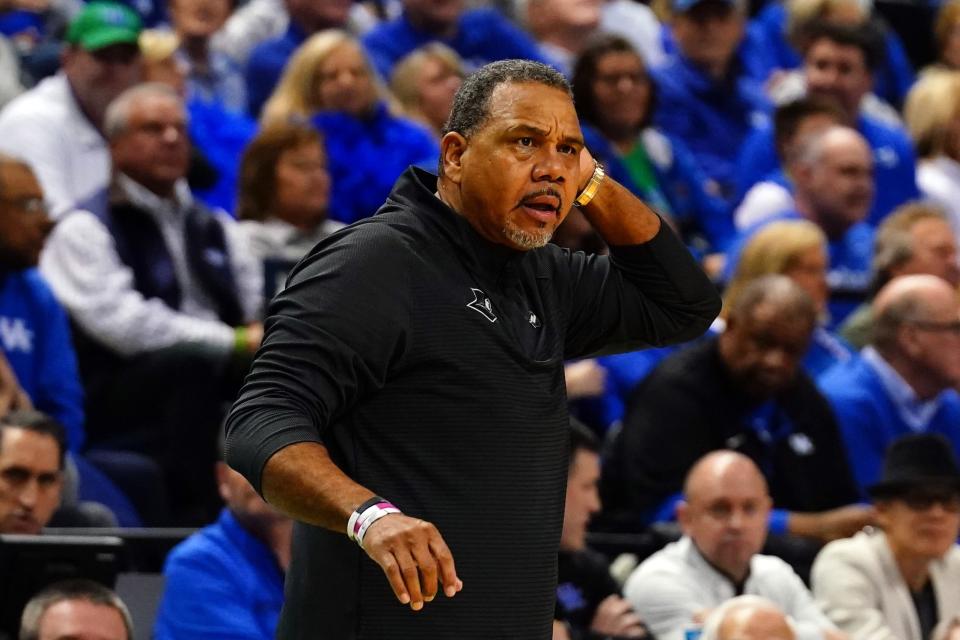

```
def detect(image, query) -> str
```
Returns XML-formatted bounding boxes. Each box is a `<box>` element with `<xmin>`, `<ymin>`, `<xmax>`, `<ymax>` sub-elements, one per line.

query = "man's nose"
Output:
<box><xmin>161</xmin><ymin>125</ymin><xmax>182</xmax><ymax>143</ymax></box>
<box><xmin>531</xmin><ymin>149</ymin><xmax>567</xmax><ymax>184</ymax></box>
<box><xmin>17</xmin><ymin>481</ymin><xmax>38</xmax><ymax>510</ymax></box>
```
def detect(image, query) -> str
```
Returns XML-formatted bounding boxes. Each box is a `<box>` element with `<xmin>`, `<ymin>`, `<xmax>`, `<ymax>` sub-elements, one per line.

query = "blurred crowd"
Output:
<box><xmin>1</xmin><ymin>0</ymin><xmax>960</xmax><ymax>638</ymax></box>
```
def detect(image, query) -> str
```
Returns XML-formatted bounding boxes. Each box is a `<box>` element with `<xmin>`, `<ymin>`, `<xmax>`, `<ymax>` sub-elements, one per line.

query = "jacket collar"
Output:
<box><xmin>384</xmin><ymin>167</ymin><xmax>526</xmax><ymax>282</ymax></box>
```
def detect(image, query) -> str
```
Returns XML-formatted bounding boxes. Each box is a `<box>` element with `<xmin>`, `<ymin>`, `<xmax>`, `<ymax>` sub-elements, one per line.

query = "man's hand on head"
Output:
<box><xmin>361</xmin><ymin>513</ymin><xmax>463</xmax><ymax>611</ymax></box>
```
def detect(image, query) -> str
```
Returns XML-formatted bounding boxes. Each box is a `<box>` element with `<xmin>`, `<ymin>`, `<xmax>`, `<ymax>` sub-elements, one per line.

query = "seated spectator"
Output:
<box><xmin>728</xmin><ymin>126</ymin><xmax>874</xmax><ymax>325</ymax></box>
<box><xmin>904</xmin><ymin>70</ymin><xmax>960</xmax><ymax>238</ymax></box>
<box><xmin>554</xmin><ymin>418</ymin><xmax>650</xmax><ymax>640</ymax></box>
<box><xmin>932</xmin><ymin>0</ymin><xmax>960</xmax><ymax>72</ymax></box>
<box><xmin>362</xmin><ymin>0</ymin><xmax>547</xmax><ymax>82</ymax></box>
<box><xmin>0</xmin><ymin>409</ymin><xmax>64</xmax><ymax>534</ymax></box>
<box><xmin>261</xmin><ymin>30</ymin><xmax>438</xmax><ymax>225</ymax></box>
<box><xmin>812</xmin><ymin>434</ymin><xmax>960</xmax><ymax>640</ymax></box>
<box><xmin>751</xmin><ymin>0</ymin><xmax>914</xmax><ymax>109</ymax></box>
<box><xmin>571</xmin><ymin>34</ymin><xmax>734</xmax><ymax>260</ymax></box>
<box><xmin>0</xmin><ymin>153</ymin><xmax>149</xmax><ymax>526</ymax></box>
<box><xmin>623</xmin><ymin>451</ymin><xmax>844</xmax><ymax>640</ymax></box>
<box><xmin>244</xmin><ymin>0</ymin><xmax>354</xmax><ymax>117</ymax></box>
<box><xmin>19</xmin><ymin>579</ymin><xmax>132</xmax><ymax>640</ymax></box>
<box><xmin>736</xmin><ymin>21</ymin><xmax>919</xmax><ymax>226</ymax></box>
<box><xmin>140</xmin><ymin>28</ymin><xmax>256</xmax><ymax>214</ymax></box>
<box><xmin>390</xmin><ymin>43</ymin><xmax>464</xmax><ymax>140</ymax></box>
<box><xmin>601</xmin><ymin>276</ymin><xmax>869</xmax><ymax>542</ymax></box>
<box><xmin>701</xmin><ymin>596</ymin><xmax>798</xmax><ymax>640</ymax></box>
<box><xmin>40</xmin><ymin>84</ymin><xmax>262</xmax><ymax>524</ymax></box>
<box><xmin>0</xmin><ymin>2</ymin><xmax>143</xmax><ymax>218</ymax></box>
<box><xmin>517</xmin><ymin>0</ymin><xmax>603</xmax><ymax>76</ymax></box>
<box><xmin>819</xmin><ymin>275</ymin><xmax>960</xmax><ymax>498</ymax></box>
<box><xmin>725</xmin><ymin>220</ymin><xmax>852</xmax><ymax>378</ymax></box>
<box><xmin>840</xmin><ymin>202</ymin><xmax>960</xmax><ymax>349</ymax></box>
<box><xmin>236</xmin><ymin>122</ymin><xmax>344</xmax><ymax>299</ymax></box>
<box><xmin>651</xmin><ymin>0</ymin><xmax>771</xmax><ymax>205</ymax></box>
<box><xmin>153</xmin><ymin>447</ymin><xmax>289</xmax><ymax>638</ymax></box>
<box><xmin>212</xmin><ymin>0</ymin><xmax>376</xmax><ymax>66</ymax></box>
<box><xmin>599</xmin><ymin>0</ymin><xmax>666</xmax><ymax>69</ymax></box>
<box><xmin>733</xmin><ymin>97</ymin><xmax>844</xmax><ymax>229</ymax></box>
<box><xmin>168</xmin><ymin>0</ymin><xmax>246</xmax><ymax>115</ymax></box>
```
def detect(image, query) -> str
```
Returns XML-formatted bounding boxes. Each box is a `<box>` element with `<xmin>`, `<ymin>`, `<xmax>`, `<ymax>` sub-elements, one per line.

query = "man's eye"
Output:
<box><xmin>559</xmin><ymin>145</ymin><xmax>577</xmax><ymax>155</ymax></box>
<box><xmin>519</xmin><ymin>137</ymin><xmax>533</xmax><ymax>146</ymax></box>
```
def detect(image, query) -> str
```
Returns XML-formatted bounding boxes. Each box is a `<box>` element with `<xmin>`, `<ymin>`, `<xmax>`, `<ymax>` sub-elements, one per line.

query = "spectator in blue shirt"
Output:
<box><xmin>819</xmin><ymin>275</ymin><xmax>960</xmax><ymax>498</ymax></box>
<box><xmin>154</xmin><ymin>454</ymin><xmax>290</xmax><ymax>639</ymax></box>
<box><xmin>362</xmin><ymin>0</ymin><xmax>549</xmax><ymax>82</ymax></box>
<box><xmin>736</xmin><ymin>21</ymin><xmax>919</xmax><ymax>226</ymax></box>
<box><xmin>261</xmin><ymin>30</ymin><xmax>438</xmax><ymax>225</ymax></box>
<box><xmin>572</xmin><ymin>34</ymin><xmax>735</xmax><ymax>258</ymax></box>
<box><xmin>750</xmin><ymin>0</ymin><xmax>915</xmax><ymax>109</ymax></box>
<box><xmin>168</xmin><ymin>0</ymin><xmax>247</xmax><ymax>115</ymax></box>
<box><xmin>244</xmin><ymin>0</ymin><xmax>353</xmax><ymax>117</ymax></box>
<box><xmin>652</xmin><ymin>0</ymin><xmax>772</xmax><ymax>205</ymax></box>
<box><xmin>727</xmin><ymin>126</ymin><xmax>875</xmax><ymax>326</ymax></box>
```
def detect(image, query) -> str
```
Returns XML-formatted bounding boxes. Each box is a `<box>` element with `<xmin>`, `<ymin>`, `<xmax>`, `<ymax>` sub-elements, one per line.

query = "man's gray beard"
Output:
<box><xmin>503</xmin><ymin>222</ymin><xmax>553</xmax><ymax>250</ymax></box>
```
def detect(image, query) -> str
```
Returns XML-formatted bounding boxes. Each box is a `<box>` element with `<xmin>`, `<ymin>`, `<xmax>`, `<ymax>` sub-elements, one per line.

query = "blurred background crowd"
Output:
<box><xmin>1</xmin><ymin>0</ymin><xmax>960</xmax><ymax>638</ymax></box>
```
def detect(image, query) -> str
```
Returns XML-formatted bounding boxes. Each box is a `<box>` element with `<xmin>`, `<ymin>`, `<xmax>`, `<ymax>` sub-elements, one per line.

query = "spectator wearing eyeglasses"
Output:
<box><xmin>819</xmin><ymin>275</ymin><xmax>960</xmax><ymax>498</ymax></box>
<box><xmin>812</xmin><ymin>434</ymin><xmax>960</xmax><ymax>640</ymax></box>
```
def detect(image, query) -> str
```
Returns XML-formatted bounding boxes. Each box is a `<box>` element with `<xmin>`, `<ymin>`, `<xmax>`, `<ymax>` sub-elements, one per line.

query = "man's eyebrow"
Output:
<box><xmin>504</xmin><ymin>123</ymin><xmax>584</xmax><ymax>146</ymax></box>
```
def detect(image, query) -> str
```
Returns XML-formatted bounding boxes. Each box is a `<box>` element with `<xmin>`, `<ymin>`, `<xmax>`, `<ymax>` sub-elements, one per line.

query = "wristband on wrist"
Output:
<box><xmin>574</xmin><ymin>159</ymin><xmax>605</xmax><ymax>207</ymax></box>
<box><xmin>347</xmin><ymin>496</ymin><xmax>401</xmax><ymax>547</ymax></box>
<box><xmin>234</xmin><ymin>326</ymin><xmax>248</xmax><ymax>353</ymax></box>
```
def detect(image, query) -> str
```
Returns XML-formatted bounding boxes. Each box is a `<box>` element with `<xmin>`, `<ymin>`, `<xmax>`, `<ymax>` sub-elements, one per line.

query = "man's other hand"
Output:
<box><xmin>591</xmin><ymin>595</ymin><xmax>648</xmax><ymax>638</ymax></box>
<box><xmin>362</xmin><ymin>513</ymin><xmax>463</xmax><ymax>611</ymax></box>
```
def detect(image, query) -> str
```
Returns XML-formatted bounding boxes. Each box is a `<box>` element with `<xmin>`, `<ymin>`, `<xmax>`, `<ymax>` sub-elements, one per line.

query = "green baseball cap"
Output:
<box><xmin>66</xmin><ymin>2</ymin><xmax>142</xmax><ymax>52</ymax></box>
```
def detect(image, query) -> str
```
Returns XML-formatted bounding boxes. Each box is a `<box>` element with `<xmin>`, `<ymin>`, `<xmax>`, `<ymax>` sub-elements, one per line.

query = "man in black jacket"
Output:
<box><xmin>226</xmin><ymin>59</ymin><xmax>720</xmax><ymax>639</ymax></box>
<box><xmin>602</xmin><ymin>276</ymin><xmax>871</xmax><ymax>547</ymax></box>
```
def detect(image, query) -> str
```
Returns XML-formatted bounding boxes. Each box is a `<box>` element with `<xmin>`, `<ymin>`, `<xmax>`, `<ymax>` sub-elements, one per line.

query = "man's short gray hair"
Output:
<box><xmin>19</xmin><ymin>579</ymin><xmax>133</xmax><ymax>640</ymax></box>
<box><xmin>701</xmin><ymin>595</ymin><xmax>797</xmax><ymax>640</ymax></box>
<box><xmin>441</xmin><ymin>59</ymin><xmax>571</xmax><ymax>139</ymax></box>
<box><xmin>103</xmin><ymin>82</ymin><xmax>184</xmax><ymax>141</ymax></box>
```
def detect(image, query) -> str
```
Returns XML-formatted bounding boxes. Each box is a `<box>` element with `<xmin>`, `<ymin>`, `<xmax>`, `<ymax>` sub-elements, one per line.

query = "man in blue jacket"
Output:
<box><xmin>362</xmin><ymin>0</ymin><xmax>550</xmax><ymax>81</ymax></box>
<box><xmin>819</xmin><ymin>274</ymin><xmax>960</xmax><ymax>498</ymax></box>
<box><xmin>652</xmin><ymin>0</ymin><xmax>771</xmax><ymax>205</ymax></box>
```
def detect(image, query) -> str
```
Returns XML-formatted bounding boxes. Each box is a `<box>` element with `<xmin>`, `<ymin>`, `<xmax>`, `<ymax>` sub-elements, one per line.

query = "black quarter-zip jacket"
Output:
<box><xmin>226</xmin><ymin>168</ymin><xmax>720</xmax><ymax>639</ymax></box>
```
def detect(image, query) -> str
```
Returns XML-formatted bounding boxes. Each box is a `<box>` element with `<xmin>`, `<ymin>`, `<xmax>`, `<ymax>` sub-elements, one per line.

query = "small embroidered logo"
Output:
<box><xmin>467</xmin><ymin>288</ymin><xmax>497</xmax><ymax>323</ymax></box>
<box><xmin>528</xmin><ymin>312</ymin><xmax>541</xmax><ymax>328</ymax></box>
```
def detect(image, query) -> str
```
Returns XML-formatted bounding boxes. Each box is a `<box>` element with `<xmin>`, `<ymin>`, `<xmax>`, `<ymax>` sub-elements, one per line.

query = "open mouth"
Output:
<box><xmin>519</xmin><ymin>193</ymin><xmax>561</xmax><ymax>221</ymax></box>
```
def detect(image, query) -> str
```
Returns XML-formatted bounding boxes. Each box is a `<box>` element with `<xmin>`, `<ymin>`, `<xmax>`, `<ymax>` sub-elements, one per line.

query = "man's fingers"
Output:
<box><xmin>428</xmin><ymin>535</ymin><xmax>461</xmax><ymax>597</ymax></box>
<box><xmin>378</xmin><ymin>552</ymin><xmax>411</xmax><ymax>605</ymax></box>
<box><xmin>410</xmin><ymin>540</ymin><xmax>439</xmax><ymax>602</ymax></box>
<box><xmin>395</xmin><ymin>548</ymin><xmax>425</xmax><ymax>610</ymax></box>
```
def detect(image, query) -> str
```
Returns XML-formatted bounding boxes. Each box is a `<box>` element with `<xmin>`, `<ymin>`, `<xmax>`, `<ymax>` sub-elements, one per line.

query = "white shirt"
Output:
<box><xmin>0</xmin><ymin>73</ymin><xmax>108</xmax><ymax>219</ymax></box>
<box><xmin>624</xmin><ymin>536</ymin><xmax>836</xmax><ymax>640</ymax></box>
<box><xmin>734</xmin><ymin>180</ymin><xmax>795</xmax><ymax>230</ymax></box>
<box><xmin>40</xmin><ymin>176</ymin><xmax>262</xmax><ymax>357</ymax></box>
<box><xmin>917</xmin><ymin>155</ymin><xmax>960</xmax><ymax>244</ymax></box>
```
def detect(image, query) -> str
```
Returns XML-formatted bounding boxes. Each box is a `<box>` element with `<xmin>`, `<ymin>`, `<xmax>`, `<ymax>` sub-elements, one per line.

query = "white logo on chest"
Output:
<box><xmin>466</xmin><ymin>288</ymin><xmax>497</xmax><ymax>323</ymax></box>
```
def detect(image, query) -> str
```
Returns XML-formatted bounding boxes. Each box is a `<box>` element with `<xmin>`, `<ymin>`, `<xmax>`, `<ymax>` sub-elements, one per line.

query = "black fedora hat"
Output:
<box><xmin>867</xmin><ymin>434</ymin><xmax>960</xmax><ymax>499</ymax></box>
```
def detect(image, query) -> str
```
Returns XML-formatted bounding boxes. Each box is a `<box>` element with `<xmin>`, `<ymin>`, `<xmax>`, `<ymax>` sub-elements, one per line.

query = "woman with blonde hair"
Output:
<box><xmin>259</xmin><ymin>29</ymin><xmax>439</xmax><ymax>226</ymax></box>
<box><xmin>389</xmin><ymin>43</ymin><xmax>464</xmax><ymax>139</ymax></box>
<box><xmin>725</xmin><ymin>219</ymin><xmax>852</xmax><ymax>376</ymax></box>
<box><xmin>904</xmin><ymin>70</ymin><xmax>960</xmax><ymax>239</ymax></box>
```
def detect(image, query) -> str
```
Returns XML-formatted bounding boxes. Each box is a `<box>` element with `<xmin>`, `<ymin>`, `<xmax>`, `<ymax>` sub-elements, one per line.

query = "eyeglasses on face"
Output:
<box><xmin>898</xmin><ymin>489</ymin><xmax>960</xmax><ymax>512</ymax></box>
<box><xmin>0</xmin><ymin>196</ymin><xmax>49</xmax><ymax>215</ymax></box>
<box><xmin>908</xmin><ymin>320</ymin><xmax>960</xmax><ymax>334</ymax></box>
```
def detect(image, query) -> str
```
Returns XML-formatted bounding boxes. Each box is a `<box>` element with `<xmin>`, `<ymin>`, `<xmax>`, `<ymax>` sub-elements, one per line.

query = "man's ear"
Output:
<box><xmin>676</xmin><ymin>500</ymin><xmax>692</xmax><ymax>533</ymax></box>
<box><xmin>440</xmin><ymin>131</ymin><xmax>467</xmax><ymax>184</ymax></box>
